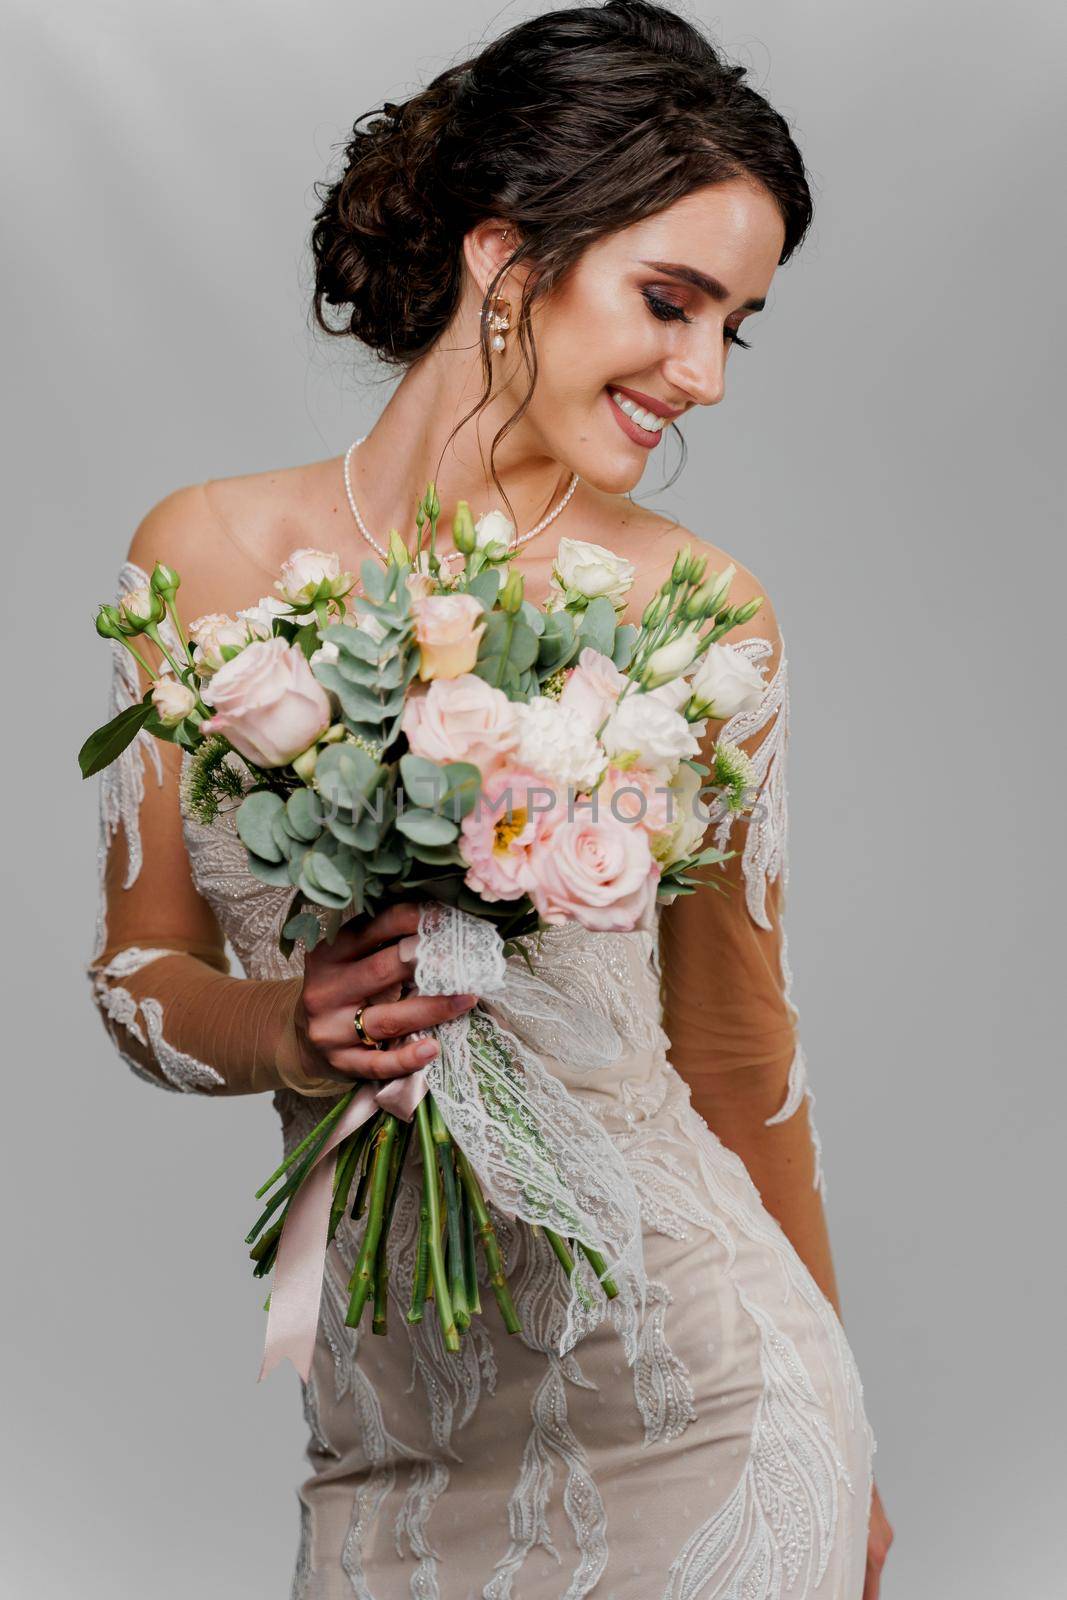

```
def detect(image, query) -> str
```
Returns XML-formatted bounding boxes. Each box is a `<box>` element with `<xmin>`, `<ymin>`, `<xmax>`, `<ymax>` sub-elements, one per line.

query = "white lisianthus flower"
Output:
<box><xmin>274</xmin><ymin>548</ymin><xmax>355</xmax><ymax>607</ymax></box>
<box><xmin>652</xmin><ymin>762</ymin><xmax>711</xmax><ymax>867</ymax></box>
<box><xmin>548</xmin><ymin>537</ymin><xmax>635</xmax><ymax>611</ymax></box>
<box><xmin>643</xmin><ymin>625</ymin><xmax>702</xmax><ymax>689</ymax></box>
<box><xmin>151</xmin><ymin>676</ymin><xmax>197</xmax><ymax>728</ymax></box>
<box><xmin>515</xmin><ymin>696</ymin><xmax>606</xmax><ymax>792</ymax></box>
<box><xmin>473</xmin><ymin>509</ymin><xmax>516</xmax><ymax>558</ymax></box>
<box><xmin>237</xmin><ymin>594</ymin><xmax>312</xmax><ymax>632</ymax></box>
<box><xmin>188</xmin><ymin>612</ymin><xmax>257</xmax><ymax>674</ymax></box>
<box><xmin>689</xmin><ymin>642</ymin><xmax>767</xmax><ymax>720</ymax></box>
<box><xmin>602</xmin><ymin>690</ymin><xmax>699</xmax><ymax>779</ymax></box>
<box><xmin>646</xmin><ymin>673</ymin><xmax>693</xmax><ymax>713</ymax></box>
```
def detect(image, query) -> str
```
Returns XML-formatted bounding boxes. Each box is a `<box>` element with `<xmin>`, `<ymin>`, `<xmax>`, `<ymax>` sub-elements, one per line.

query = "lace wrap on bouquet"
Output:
<box><xmin>259</xmin><ymin>901</ymin><xmax>650</xmax><ymax>1383</ymax></box>
<box><xmin>414</xmin><ymin>902</ymin><xmax>649</xmax><ymax>1358</ymax></box>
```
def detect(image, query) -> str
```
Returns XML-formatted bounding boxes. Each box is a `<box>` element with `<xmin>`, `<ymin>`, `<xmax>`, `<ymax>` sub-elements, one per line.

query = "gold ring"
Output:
<box><xmin>352</xmin><ymin>1005</ymin><xmax>383</xmax><ymax>1049</ymax></box>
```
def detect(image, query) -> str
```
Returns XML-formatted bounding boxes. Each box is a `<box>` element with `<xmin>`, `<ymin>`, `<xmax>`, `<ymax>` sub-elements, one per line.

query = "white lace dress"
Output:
<box><xmin>89</xmin><ymin>560</ymin><xmax>875</xmax><ymax>1599</ymax></box>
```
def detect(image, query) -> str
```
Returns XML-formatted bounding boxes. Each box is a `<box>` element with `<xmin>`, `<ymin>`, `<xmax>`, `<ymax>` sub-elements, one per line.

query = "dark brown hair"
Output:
<box><xmin>310</xmin><ymin>0</ymin><xmax>814</xmax><ymax>505</ymax></box>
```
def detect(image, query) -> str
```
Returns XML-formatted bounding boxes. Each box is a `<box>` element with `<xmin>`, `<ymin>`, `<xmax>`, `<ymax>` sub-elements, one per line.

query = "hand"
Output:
<box><xmin>863</xmin><ymin>1480</ymin><xmax>893</xmax><ymax>1599</ymax></box>
<box><xmin>297</xmin><ymin>900</ymin><xmax>477</xmax><ymax>1082</ymax></box>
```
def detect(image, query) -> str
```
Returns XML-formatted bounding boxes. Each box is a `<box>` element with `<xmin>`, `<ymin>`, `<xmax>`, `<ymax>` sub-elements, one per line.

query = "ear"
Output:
<box><xmin>462</xmin><ymin>217</ymin><xmax>521</xmax><ymax>300</ymax></box>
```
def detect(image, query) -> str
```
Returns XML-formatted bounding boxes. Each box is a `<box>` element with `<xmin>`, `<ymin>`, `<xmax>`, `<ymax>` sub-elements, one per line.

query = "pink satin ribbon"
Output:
<box><xmin>258</xmin><ymin>1066</ymin><xmax>430</xmax><ymax>1384</ymax></box>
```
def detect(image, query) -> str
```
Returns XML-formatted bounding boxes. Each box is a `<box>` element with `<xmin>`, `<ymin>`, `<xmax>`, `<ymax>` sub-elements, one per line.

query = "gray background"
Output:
<box><xmin>3</xmin><ymin>1</ymin><xmax>1064</xmax><ymax>1594</ymax></box>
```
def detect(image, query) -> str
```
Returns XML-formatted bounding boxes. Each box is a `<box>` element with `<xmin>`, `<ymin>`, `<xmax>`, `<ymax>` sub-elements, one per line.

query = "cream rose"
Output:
<box><xmin>200</xmin><ymin>637</ymin><xmax>332</xmax><ymax>767</ymax></box>
<box><xmin>548</xmin><ymin>537</ymin><xmax>635</xmax><ymax>611</ymax></box>
<box><xmin>653</xmin><ymin>761</ymin><xmax>712</xmax><ymax>867</ymax></box>
<box><xmin>189</xmin><ymin>612</ymin><xmax>257</xmax><ymax>674</ymax></box>
<box><xmin>473</xmin><ymin>509</ymin><xmax>516</xmax><ymax>558</ymax></box>
<box><xmin>151</xmin><ymin>676</ymin><xmax>196</xmax><ymax>727</ymax></box>
<box><xmin>275</xmin><ymin>548</ymin><xmax>355</xmax><ymax>607</ymax></box>
<box><xmin>601</xmin><ymin>690</ymin><xmax>700</xmax><ymax>778</ymax></box>
<box><xmin>689</xmin><ymin>642</ymin><xmax>766</xmax><ymax>720</ymax></box>
<box><xmin>412</xmin><ymin>593</ymin><xmax>485</xmax><ymax>681</ymax></box>
<box><xmin>118</xmin><ymin>584</ymin><xmax>163</xmax><ymax>630</ymax></box>
<box><xmin>401</xmin><ymin>674</ymin><xmax>520</xmax><ymax>774</ymax></box>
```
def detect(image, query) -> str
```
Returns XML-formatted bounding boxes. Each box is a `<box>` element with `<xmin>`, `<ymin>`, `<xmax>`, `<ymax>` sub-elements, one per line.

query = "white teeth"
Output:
<box><xmin>610</xmin><ymin>391</ymin><xmax>666</xmax><ymax>432</ymax></box>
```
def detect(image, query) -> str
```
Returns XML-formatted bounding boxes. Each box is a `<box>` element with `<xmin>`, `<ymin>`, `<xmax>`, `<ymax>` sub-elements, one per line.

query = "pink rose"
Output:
<box><xmin>411</xmin><ymin>593</ymin><xmax>485</xmax><ymax>681</ymax></box>
<box><xmin>595</xmin><ymin>765</ymin><xmax>672</xmax><ymax>836</ymax></box>
<box><xmin>201</xmin><ymin>637</ymin><xmax>331</xmax><ymax>768</ymax></box>
<box><xmin>526</xmin><ymin>810</ymin><xmax>660</xmax><ymax>932</ymax></box>
<box><xmin>558</xmin><ymin>646</ymin><xmax>627</xmax><ymax>729</ymax></box>
<box><xmin>402</xmin><ymin>674</ymin><xmax>520</xmax><ymax>774</ymax></box>
<box><xmin>459</xmin><ymin>766</ymin><xmax>556</xmax><ymax>902</ymax></box>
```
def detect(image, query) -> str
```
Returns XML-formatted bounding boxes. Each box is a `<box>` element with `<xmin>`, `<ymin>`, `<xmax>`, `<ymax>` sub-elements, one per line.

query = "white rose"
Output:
<box><xmin>515</xmin><ymin>696</ymin><xmax>605</xmax><ymax>792</ymax></box>
<box><xmin>200</xmin><ymin>637</ymin><xmax>332</xmax><ymax>767</ymax></box>
<box><xmin>188</xmin><ymin>612</ymin><xmax>256</xmax><ymax>674</ymax></box>
<box><xmin>275</xmin><ymin>548</ymin><xmax>355</xmax><ymax>607</ymax></box>
<box><xmin>118</xmin><ymin>584</ymin><xmax>163</xmax><ymax>629</ymax></box>
<box><xmin>548</xmin><ymin>537</ymin><xmax>635</xmax><ymax>610</ymax></box>
<box><xmin>602</xmin><ymin>691</ymin><xmax>699</xmax><ymax>779</ymax></box>
<box><xmin>473</xmin><ymin>509</ymin><xmax>516</xmax><ymax>556</ymax></box>
<box><xmin>151</xmin><ymin>676</ymin><xmax>196</xmax><ymax>728</ymax></box>
<box><xmin>689</xmin><ymin>642</ymin><xmax>766</xmax><ymax>720</ymax></box>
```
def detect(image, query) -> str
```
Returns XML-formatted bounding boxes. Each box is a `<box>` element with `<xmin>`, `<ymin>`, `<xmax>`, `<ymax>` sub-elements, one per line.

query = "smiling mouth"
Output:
<box><xmin>608</xmin><ymin>389</ymin><xmax>671</xmax><ymax>433</ymax></box>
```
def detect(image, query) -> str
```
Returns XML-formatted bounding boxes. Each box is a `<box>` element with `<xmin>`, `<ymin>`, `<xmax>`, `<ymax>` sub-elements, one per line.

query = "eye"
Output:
<box><xmin>726</xmin><ymin>326</ymin><xmax>753</xmax><ymax>350</ymax></box>
<box><xmin>641</xmin><ymin>288</ymin><xmax>692</xmax><ymax>325</ymax></box>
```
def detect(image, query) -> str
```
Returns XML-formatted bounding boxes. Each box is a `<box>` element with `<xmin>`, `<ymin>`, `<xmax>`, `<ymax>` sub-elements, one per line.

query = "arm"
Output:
<box><xmin>87</xmin><ymin>489</ymin><xmax>342</xmax><ymax>1098</ymax></box>
<box><xmin>658</xmin><ymin>597</ymin><xmax>842</xmax><ymax>1316</ymax></box>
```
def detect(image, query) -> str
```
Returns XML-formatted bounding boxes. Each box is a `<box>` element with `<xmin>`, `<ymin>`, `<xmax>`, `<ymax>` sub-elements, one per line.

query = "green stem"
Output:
<box><xmin>246</xmin><ymin>1104</ymin><xmax>355</xmax><ymax>1246</ymax></box>
<box><xmin>576</xmin><ymin>1241</ymin><xmax>619</xmax><ymax>1299</ymax></box>
<box><xmin>430</xmin><ymin>1098</ymin><xmax>470</xmax><ymax>1330</ymax></box>
<box><xmin>541</xmin><ymin>1228</ymin><xmax>596</xmax><ymax>1312</ymax></box>
<box><xmin>461</xmin><ymin>1183</ymin><xmax>481</xmax><ymax>1315</ymax></box>
<box><xmin>328</xmin><ymin>1126</ymin><xmax>370</xmax><ymax>1244</ymax></box>
<box><xmin>407</xmin><ymin>1191</ymin><xmax>432</xmax><ymax>1323</ymax></box>
<box><xmin>255</xmin><ymin>1091</ymin><xmax>353</xmax><ymax>1198</ymax></box>
<box><xmin>372</xmin><ymin>1119</ymin><xmax>414</xmax><ymax>1334</ymax></box>
<box><xmin>455</xmin><ymin>1149</ymin><xmax>521</xmax><ymax>1335</ymax></box>
<box><xmin>345</xmin><ymin>1115</ymin><xmax>399</xmax><ymax>1328</ymax></box>
<box><xmin>415</xmin><ymin>1100</ymin><xmax>459</xmax><ymax>1351</ymax></box>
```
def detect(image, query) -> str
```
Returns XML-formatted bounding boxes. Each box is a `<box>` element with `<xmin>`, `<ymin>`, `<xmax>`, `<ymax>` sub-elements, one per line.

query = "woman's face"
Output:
<box><xmin>512</xmin><ymin>179</ymin><xmax>786</xmax><ymax>493</ymax></box>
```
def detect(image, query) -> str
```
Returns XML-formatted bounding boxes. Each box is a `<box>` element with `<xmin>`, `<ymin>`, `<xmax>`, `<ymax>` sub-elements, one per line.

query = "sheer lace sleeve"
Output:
<box><xmin>86</xmin><ymin>490</ymin><xmax>340</xmax><ymax>1099</ymax></box>
<box><xmin>658</xmin><ymin>611</ymin><xmax>842</xmax><ymax>1311</ymax></box>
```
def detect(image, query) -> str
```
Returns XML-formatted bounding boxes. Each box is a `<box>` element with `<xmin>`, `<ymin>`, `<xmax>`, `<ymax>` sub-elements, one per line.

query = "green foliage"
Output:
<box><xmin>78</xmin><ymin>697</ymin><xmax>153</xmax><ymax>778</ymax></box>
<box><xmin>576</xmin><ymin>595</ymin><xmax>617</xmax><ymax>656</ymax></box>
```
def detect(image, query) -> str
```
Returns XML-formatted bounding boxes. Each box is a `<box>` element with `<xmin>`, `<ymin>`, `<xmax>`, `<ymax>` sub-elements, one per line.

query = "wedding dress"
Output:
<box><xmin>88</xmin><ymin>489</ymin><xmax>874</xmax><ymax>1598</ymax></box>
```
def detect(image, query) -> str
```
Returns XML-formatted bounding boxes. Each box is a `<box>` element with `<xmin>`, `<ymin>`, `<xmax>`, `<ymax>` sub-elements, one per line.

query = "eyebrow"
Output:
<box><xmin>638</xmin><ymin>259</ymin><xmax>766</xmax><ymax>312</ymax></box>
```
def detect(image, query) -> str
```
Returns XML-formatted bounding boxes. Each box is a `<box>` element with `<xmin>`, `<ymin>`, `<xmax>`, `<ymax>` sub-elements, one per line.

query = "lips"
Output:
<box><xmin>606</xmin><ymin>389</ymin><xmax>666</xmax><ymax>450</ymax></box>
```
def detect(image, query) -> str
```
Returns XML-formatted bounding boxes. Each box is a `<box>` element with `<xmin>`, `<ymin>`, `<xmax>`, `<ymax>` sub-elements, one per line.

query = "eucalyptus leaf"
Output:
<box><xmin>321</xmin><ymin>623</ymin><xmax>381</xmax><ymax>663</ymax></box>
<box><xmin>285</xmin><ymin>787</ymin><xmax>323</xmax><ymax>842</ymax></box>
<box><xmin>441</xmin><ymin>761</ymin><xmax>481</xmax><ymax>819</ymax></box>
<box><xmin>303</xmin><ymin>850</ymin><xmax>354</xmax><ymax>899</ymax></box>
<box><xmin>611</xmin><ymin>623</ymin><xmax>639</xmax><ymax>670</ymax></box>
<box><xmin>399</xmin><ymin>753</ymin><xmax>447</xmax><ymax>810</ymax></box>
<box><xmin>395</xmin><ymin>808</ymin><xmax>459</xmax><ymax>845</ymax></box>
<box><xmin>360</xmin><ymin>559</ymin><xmax>387</xmax><ymax>602</ymax></box>
<box><xmin>577</xmin><ymin>595</ymin><xmax>617</xmax><ymax>655</ymax></box>
<box><xmin>282</xmin><ymin>912</ymin><xmax>324</xmax><ymax>952</ymax></box>
<box><xmin>519</xmin><ymin>600</ymin><xmax>546</xmax><ymax>636</ymax></box>
<box><xmin>236</xmin><ymin>790</ymin><xmax>286</xmax><ymax>863</ymax></box>
<box><xmin>247</xmin><ymin>852</ymin><xmax>293</xmax><ymax>887</ymax></box>
<box><xmin>271</xmin><ymin>809</ymin><xmax>295</xmax><ymax>858</ymax></box>
<box><xmin>468</xmin><ymin>568</ymin><xmax>502</xmax><ymax>608</ymax></box>
<box><xmin>536</xmin><ymin>610</ymin><xmax>577</xmax><ymax>673</ymax></box>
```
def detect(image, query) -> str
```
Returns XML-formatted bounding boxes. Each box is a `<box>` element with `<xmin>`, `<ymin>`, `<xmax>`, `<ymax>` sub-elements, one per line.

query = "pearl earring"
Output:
<box><xmin>487</xmin><ymin>294</ymin><xmax>511</xmax><ymax>355</ymax></box>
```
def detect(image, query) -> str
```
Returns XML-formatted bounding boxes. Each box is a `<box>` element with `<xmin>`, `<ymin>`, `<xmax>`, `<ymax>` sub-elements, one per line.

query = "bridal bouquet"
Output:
<box><xmin>80</xmin><ymin>485</ymin><xmax>768</xmax><ymax>1374</ymax></box>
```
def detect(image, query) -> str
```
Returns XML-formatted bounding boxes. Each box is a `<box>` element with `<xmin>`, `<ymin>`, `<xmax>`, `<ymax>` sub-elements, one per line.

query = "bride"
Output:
<box><xmin>88</xmin><ymin>3</ymin><xmax>892</xmax><ymax>1594</ymax></box>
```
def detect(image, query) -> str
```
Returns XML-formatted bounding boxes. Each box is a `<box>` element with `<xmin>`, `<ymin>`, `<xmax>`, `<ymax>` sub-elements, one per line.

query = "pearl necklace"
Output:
<box><xmin>343</xmin><ymin>436</ymin><xmax>579</xmax><ymax>561</ymax></box>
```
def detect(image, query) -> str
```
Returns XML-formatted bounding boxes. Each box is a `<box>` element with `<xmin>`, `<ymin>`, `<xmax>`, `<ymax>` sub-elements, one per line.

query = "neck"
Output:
<box><xmin>346</xmin><ymin>341</ymin><xmax>577</xmax><ymax>549</ymax></box>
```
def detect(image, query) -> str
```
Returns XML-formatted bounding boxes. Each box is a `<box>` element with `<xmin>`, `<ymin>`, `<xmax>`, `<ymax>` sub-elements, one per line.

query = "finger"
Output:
<box><xmin>319</xmin><ymin>902</ymin><xmax>424</xmax><ymax>965</ymax></box>
<box><xmin>305</xmin><ymin>991</ymin><xmax>478</xmax><ymax>1052</ymax></box>
<box><xmin>305</xmin><ymin>941</ymin><xmax>418</xmax><ymax>1013</ymax></box>
<box><xmin>324</xmin><ymin>1035</ymin><xmax>440</xmax><ymax>1081</ymax></box>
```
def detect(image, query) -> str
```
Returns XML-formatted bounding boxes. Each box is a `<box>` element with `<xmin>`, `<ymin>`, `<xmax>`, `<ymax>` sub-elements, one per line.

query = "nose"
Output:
<box><xmin>663</xmin><ymin>326</ymin><xmax>727</xmax><ymax>408</ymax></box>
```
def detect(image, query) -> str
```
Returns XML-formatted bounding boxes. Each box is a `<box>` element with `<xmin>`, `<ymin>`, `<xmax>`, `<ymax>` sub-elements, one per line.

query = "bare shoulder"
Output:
<box><xmin>592</xmin><ymin>496</ymin><xmax>783</xmax><ymax>668</ymax></box>
<box><xmin>124</xmin><ymin>457</ymin><xmax>340</xmax><ymax>619</ymax></box>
